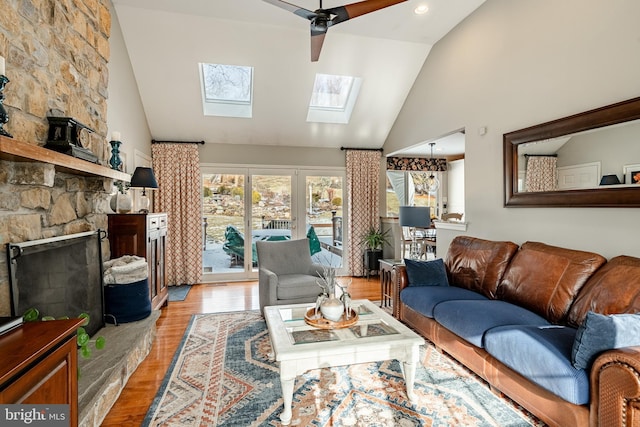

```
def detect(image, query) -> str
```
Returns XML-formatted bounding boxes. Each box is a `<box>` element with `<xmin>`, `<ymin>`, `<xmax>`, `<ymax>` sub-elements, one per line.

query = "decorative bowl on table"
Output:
<box><xmin>304</xmin><ymin>308</ymin><xmax>359</xmax><ymax>330</ymax></box>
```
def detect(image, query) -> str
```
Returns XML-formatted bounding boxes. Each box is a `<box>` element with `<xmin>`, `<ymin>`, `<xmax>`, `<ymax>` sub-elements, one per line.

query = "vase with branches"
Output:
<box><xmin>314</xmin><ymin>264</ymin><xmax>351</xmax><ymax>322</ymax></box>
<box><xmin>111</xmin><ymin>180</ymin><xmax>132</xmax><ymax>213</ymax></box>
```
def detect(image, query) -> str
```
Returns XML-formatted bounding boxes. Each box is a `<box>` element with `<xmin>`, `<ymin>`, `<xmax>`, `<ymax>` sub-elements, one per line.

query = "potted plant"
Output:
<box><xmin>360</xmin><ymin>226</ymin><xmax>390</xmax><ymax>276</ymax></box>
<box><xmin>23</xmin><ymin>308</ymin><xmax>106</xmax><ymax>360</ymax></box>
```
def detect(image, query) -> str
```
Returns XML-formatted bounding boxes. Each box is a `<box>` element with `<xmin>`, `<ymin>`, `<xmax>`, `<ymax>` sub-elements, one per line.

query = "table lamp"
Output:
<box><xmin>599</xmin><ymin>174</ymin><xmax>621</xmax><ymax>185</ymax></box>
<box><xmin>398</xmin><ymin>206</ymin><xmax>431</xmax><ymax>259</ymax></box>
<box><xmin>130</xmin><ymin>167</ymin><xmax>158</xmax><ymax>213</ymax></box>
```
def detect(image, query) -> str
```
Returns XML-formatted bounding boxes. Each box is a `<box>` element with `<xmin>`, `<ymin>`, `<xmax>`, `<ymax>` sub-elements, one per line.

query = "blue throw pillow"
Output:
<box><xmin>404</xmin><ymin>258</ymin><xmax>449</xmax><ymax>287</ymax></box>
<box><xmin>571</xmin><ymin>311</ymin><xmax>640</xmax><ymax>370</ymax></box>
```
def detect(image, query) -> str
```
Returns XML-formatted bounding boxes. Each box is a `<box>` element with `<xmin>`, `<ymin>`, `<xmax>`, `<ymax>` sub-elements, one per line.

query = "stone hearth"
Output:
<box><xmin>77</xmin><ymin>310</ymin><xmax>160</xmax><ymax>427</ymax></box>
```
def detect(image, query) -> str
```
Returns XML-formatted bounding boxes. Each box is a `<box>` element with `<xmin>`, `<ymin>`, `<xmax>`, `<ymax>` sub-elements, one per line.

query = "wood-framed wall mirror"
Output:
<box><xmin>503</xmin><ymin>96</ymin><xmax>640</xmax><ymax>207</ymax></box>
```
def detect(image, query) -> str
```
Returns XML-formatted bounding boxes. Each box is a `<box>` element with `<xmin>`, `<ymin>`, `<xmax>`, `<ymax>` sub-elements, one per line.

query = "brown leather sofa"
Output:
<box><xmin>393</xmin><ymin>236</ymin><xmax>640</xmax><ymax>427</ymax></box>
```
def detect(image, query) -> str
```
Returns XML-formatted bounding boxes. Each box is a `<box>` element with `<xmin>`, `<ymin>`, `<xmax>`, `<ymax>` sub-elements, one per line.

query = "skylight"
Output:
<box><xmin>200</xmin><ymin>63</ymin><xmax>253</xmax><ymax>118</ymax></box>
<box><xmin>307</xmin><ymin>73</ymin><xmax>362</xmax><ymax>124</ymax></box>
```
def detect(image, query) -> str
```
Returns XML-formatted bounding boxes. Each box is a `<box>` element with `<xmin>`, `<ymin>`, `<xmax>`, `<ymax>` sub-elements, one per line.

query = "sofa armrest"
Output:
<box><xmin>391</xmin><ymin>265</ymin><xmax>408</xmax><ymax>318</ymax></box>
<box><xmin>395</xmin><ymin>265</ymin><xmax>409</xmax><ymax>291</ymax></box>
<box><xmin>590</xmin><ymin>346</ymin><xmax>640</xmax><ymax>426</ymax></box>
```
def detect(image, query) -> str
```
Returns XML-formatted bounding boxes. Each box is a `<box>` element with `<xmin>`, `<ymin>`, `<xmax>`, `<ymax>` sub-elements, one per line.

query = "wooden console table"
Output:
<box><xmin>0</xmin><ymin>318</ymin><xmax>84</xmax><ymax>426</ymax></box>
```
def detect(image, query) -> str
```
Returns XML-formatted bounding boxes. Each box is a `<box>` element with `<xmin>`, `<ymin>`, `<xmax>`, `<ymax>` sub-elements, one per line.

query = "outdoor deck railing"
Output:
<box><xmin>204</xmin><ymin>215</ymin><xmax>343</xmax><ymax>254</ymax></box>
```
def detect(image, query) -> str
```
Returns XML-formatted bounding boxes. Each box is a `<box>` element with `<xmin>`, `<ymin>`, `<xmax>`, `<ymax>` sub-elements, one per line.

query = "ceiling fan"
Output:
<box><xmin>263</xmin><ymin>0</ymin><xmax>407</xmax><ymax>62</ymax></box>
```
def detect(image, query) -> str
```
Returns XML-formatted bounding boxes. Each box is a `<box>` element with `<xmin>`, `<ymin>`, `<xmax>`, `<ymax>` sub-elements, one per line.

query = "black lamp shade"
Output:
<box><xmin>599</xmin><ymin>174</ymin><xmax>621</xmax><ymax>185</ymax></box>
<box><xmin>130</xmin><ymin>167</ymin><xmax>158</xmax><ymax>189</ymax></box>
<box><xmin>398</xmin><ymin>206</ymin><xmax>431</xmax><ymax>228</ymax></box>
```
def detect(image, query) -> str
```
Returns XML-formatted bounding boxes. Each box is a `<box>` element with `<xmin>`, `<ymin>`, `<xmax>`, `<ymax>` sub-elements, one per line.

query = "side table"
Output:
<box><xmin>379</xmin><ymin>259</ymin><xmax>403</xmax><ymax>310</ymax></box>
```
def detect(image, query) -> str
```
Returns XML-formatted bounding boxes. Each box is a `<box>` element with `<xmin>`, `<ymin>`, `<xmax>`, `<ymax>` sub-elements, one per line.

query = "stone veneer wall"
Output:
<box><xmin>0</xmin><ymin>1</ymin><xmax>113</xmax><ymax>316</ymax></box>
<box><xmin>0</xmin><ymin>0</ymin><xmax>111</xmax><ymax>141</ymax></box>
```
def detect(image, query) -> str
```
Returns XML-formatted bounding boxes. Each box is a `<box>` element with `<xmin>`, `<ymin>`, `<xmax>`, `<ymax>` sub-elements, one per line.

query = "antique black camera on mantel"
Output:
<box><xmin>44</xmin><ymin>116</ymin><xmax>98</xmax><ymax>163</ymax></box>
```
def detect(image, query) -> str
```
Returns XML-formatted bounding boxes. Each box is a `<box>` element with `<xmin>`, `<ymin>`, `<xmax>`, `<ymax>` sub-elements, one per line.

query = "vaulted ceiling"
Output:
<box><xmin>112</xmin><ymin>0</ymin><xmax>484</xmax><ymax>153</ymax></box>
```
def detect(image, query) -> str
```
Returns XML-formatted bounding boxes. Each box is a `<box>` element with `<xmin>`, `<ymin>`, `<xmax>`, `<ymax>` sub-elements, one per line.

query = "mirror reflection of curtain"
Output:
<box><xmin>525</xmin><ymin>155</ymin><xmax>558</xmax><ymax>192</ymax></box>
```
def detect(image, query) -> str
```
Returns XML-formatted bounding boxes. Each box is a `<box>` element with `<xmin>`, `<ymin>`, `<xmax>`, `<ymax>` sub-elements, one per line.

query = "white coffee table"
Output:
<box><xmin>263</xmin><ymin>299</ymin><xmax>425</xmax><ymax>425</ymax></box>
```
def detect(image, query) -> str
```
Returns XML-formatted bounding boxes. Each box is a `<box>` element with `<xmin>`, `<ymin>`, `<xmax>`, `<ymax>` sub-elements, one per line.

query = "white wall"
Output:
<box><xmin>199</xmin><ymin>143</ymin><xmax>345</xmax><ymax>168</ymax></box>
<box><xmin>384</xmin><ymin>0</ymin><xmax>640</xmax><ymax>258</ymax></box>
<box><xmin>107</xmin><ymin>2</ymin><xmax>152</xmax><ymax>173</ymax></box>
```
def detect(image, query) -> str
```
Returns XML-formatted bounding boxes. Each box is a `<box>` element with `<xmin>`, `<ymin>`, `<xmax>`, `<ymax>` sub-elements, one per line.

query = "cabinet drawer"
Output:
<box><xmin>148</xmin><ymin>229</ymin><xmax>159</xmax><ymax>241</ymax></box>
<box><xmin>147</xmin><ymin>214</ymin><xmax>167</xmax><ymax>230</ymax></box>
<box><xmin>148</xmin><ymin>216</ymin><xmax>159</xmax><ymax>229</ymax></box>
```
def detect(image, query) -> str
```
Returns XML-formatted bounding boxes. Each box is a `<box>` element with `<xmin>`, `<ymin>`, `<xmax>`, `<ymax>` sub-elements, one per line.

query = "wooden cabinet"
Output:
<box><xmin>107</xmin><ymin>213</ymin><xmax>168</xmax><ymax>310</ymax></box>
<box><xmin>0</xmin><ymin>319</ymin><xmax>84</xmax><ymax>426</ymax></box>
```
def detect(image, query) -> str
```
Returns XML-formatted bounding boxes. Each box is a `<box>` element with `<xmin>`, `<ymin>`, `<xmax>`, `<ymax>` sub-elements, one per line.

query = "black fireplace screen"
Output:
<box><xmin>7</xmin><ymin>230</ymin><xmax>105</xmax><ymax>337</ymax></box>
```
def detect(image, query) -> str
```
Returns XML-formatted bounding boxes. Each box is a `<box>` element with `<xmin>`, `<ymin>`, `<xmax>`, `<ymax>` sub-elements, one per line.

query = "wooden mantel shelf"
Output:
<box><xmin>0</xmin><ymin>135</ymin><xmax>130</xmax><ymax>182</ymax></box>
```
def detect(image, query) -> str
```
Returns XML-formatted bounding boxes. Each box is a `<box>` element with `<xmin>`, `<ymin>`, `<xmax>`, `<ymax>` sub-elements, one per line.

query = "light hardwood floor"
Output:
<box><xmin>100</xmin><ymin>277</ymin><xmax>382</xmax><ymax>426</ymax></box>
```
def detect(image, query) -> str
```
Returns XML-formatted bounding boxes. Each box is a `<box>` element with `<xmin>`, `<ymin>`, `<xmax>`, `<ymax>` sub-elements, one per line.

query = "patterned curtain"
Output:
<box><xmin>387</xmin><ymin>156</ymin><xmax>447</xmax><ymax>171</ymax></box>
<box><xmin>151</xmin><ymin>143</ymin><xmax>203</xmax><ymax>286</ymax></box>
<box><xmin>525</xmin><ymin>155</ymin><xmax>558</xmax><ymax>192</ymax></box>
<box><xmin>346</xmin><ymin>150</ymin><xmax>381</xmax><ymax>276</ymax></box>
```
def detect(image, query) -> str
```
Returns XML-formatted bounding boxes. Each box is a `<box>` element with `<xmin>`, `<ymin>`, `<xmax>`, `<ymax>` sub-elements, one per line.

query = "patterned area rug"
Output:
<box><xmin>143</xmin><ymin>311</ymin><xmax>544</xmax><ymax>426</ymax></box>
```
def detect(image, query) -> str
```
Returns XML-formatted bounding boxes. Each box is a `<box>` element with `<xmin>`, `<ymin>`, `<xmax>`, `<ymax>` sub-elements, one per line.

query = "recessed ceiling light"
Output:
<box><xmin>414</xmin><ymin>4</ymin><xmax>429</xmax><ymax>15</ymax></box>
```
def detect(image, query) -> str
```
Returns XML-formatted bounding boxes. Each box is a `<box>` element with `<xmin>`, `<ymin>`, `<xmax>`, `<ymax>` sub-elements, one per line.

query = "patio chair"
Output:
<box><xmin>222</xmin><ymin>225</ymin><xmax>257</xmax><ymax>265</ymax></box>
<box><xmin>256</xmin><ymin>238</ymin><xmax>325</xmax><ymax>313</ymax></box>
<box><xmin>306</xmin><ymin>225</ymin><xmax>322</xmax><ymax>256</ymax></box>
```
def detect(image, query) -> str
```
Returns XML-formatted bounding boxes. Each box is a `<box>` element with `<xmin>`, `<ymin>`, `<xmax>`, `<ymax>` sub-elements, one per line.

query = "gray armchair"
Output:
<box><xmin>256</xmin><ymin>238</ymin><xmax>324</xmax><ymax>313</ymax></box>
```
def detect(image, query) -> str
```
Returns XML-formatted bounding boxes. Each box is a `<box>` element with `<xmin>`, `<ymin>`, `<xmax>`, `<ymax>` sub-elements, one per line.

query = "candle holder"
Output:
<box><xmin>0</xmin><ymin>75</ymin><xmax>12</xmax><ymax>138</ymax></box>
<box><xmin>109</xmin><ymin>139</ymin><xmax>122</xmax><ymax>171</ymax></box>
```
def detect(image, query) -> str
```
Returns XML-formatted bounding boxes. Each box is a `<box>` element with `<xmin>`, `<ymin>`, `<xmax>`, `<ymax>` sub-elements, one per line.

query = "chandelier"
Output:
<box><xmin>426</xmin><ymin>142</ymin><xmax>440</xmax><ymax>193</ymax></box>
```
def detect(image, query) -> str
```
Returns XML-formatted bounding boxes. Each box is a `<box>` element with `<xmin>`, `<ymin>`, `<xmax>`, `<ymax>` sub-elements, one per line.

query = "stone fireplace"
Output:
<box><xmin>0</xmin><ymin>156</ymin><xmax>158</xmax><ymax>427</ymax></box>
<box><xmin>7</xmin><ymin>230</ymin><xmax>105</xmax><ymax>336</ymax></box>
<box><xmin>0</xmin><ymin>161</ymin><xmax>113</xmax><ymax>317</ymax></box>
<box><xmin>0</xmin><ymin>2</ymin><xmax>158</xmax><ymax>425</ymax></box>
<box><xmin>0</xmin><ymin>0</ymin><xmax>116</xmax><ymax>315</ymax></box>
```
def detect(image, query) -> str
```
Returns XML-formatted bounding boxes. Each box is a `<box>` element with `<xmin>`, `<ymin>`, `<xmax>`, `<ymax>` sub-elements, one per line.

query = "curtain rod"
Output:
<box><xmin>524</xmin><ymin>154</ymin><xmax>557</xmax><ymax>157</ymax></box>
<box><xmin>340</xmin><ymin>147</ymin><xmax>383</xmax><ymax>152</ymax></box>
<box><xmin>151</xmin><ymin>139</ymin><xmax>205</xmax><ymax>145</ymax></box>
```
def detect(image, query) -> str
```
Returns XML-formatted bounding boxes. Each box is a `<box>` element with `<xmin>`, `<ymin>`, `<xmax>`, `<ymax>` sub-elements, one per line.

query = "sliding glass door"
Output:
<box><xmin>301</xmin><ymin>171</ymin><xmax>346</xmax><ymax>274</ymax></box>
<box><xmin>202</xmin><ymin>166</ymin><xmax>347</xmax><ymax>282</ymax></box>
<box><xmin>250</xmin><ymin>170</ymin><xmax>295</xmax><ymax>273</ymax></box>
<box><xmin>202</xmin><ymin>168</ymin><xmax>250</xmax><ymax>281</ymax></box>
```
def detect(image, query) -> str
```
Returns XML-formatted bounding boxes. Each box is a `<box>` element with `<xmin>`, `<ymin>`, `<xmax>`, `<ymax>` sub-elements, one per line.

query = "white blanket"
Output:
<box><xmin>103</xmin><ymin>255</ymin><xmax>148</xmax><ymax>285</ymax></box>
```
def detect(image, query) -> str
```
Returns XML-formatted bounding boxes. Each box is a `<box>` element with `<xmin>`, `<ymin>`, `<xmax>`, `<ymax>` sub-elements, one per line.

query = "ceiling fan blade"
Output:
<box><xmin>328</xmin><ymin>0</ymin><xmax>407</xmax><ymax>25</ymax></box>
<box><xmin>262</xmin><ymin>0</ymin><xmax>316</xmax><ymax>20</ymax></box>
<box><xmin>310</xmin><ymin>31</ymin><xmax>326</xmax><ymax>62</ymax></box>
<box><xmin>264</xmin><ymin>0</ymin><xmax>405</xmax><ymax>62</ymax></box>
